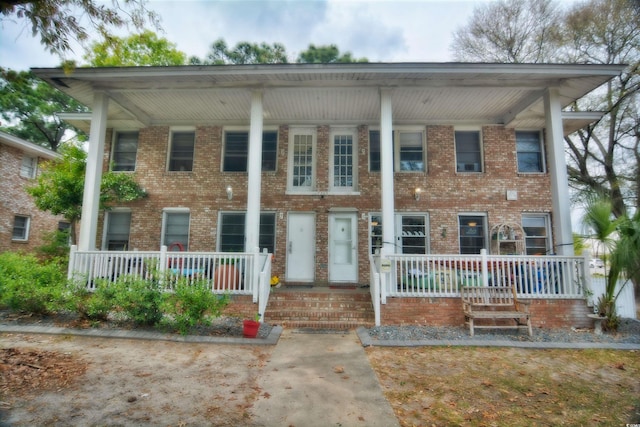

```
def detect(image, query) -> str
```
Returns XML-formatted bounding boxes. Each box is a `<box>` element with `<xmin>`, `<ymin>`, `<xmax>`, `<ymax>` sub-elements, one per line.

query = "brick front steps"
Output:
<box><xmin>264</xmin><ymin>286</ymin><xmax>375</xmax><ymax>330</ymax></box>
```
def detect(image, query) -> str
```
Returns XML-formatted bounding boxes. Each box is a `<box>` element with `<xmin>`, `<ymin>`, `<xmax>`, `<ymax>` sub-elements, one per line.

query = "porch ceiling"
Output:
<box><xmin>33</xmin><ymin>63</ymin><xmax>623</xmax><ymax>134</ymax></box>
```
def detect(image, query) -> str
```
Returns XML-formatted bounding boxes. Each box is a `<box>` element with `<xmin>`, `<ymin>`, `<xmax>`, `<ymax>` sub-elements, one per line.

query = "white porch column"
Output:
<box><xmin>78</xmin><ymin>91</ymin><xmax>108</xmax><ymax>251</ymax></box>
<box><xmin>245</xmin><ymin>90</ymin><xmax>264</xmax><ymax>253</ymax></box>
<box><xmin>380</xmin><ymin>89</ymin><xmax>395</xmax><ymax>255</ymax></box>
<box><xmin>544</xmin><ymin>88</ymin><xmax>574</xmax><ymax>256</ymax></box>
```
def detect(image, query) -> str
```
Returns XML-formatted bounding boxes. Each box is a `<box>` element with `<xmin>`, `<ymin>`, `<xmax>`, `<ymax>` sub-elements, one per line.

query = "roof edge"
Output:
<box><xmin>0</xmin><ymin>130</ymin><xmax>60</xmax><ymax>158</ymax></box>
<box><xmin>31</xmin><ymin>62</ymin><xmax>627</xmax><ymax>79</ymax></box>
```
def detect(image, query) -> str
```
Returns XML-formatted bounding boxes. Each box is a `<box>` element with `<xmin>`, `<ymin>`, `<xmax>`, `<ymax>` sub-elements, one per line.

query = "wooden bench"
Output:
<box><xmin>461</xmin><ymin>286</ymin><xmax>532</xmax><ymax>337</ymax></box>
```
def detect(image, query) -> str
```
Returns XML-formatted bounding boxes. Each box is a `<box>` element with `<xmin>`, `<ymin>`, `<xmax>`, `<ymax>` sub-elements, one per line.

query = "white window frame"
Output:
<box><xmin>167</xmin><ymin>127</ymin><xmax>196</xmax><ymax>172</ymax></box>
<box><xmin>515</xmin><ymin>130</ymin><xmax>546</xmax><ymax>173</ymax></box>
<box><xmin>102</xmin><ymin>209</ymin><xmax>132</xmax><ymax>251</ymax></box>
<box><xmin>12</xmin><ymin>215</ymin><xmax>30</xmax><ymax>241</ymax></box>
<box><xmin>222</xmin><ymin>126</ymin><xmax>279</xmax><ymax>172</ymax></box>
<box><xmin>20</xmin><ymin>156</ymin><xmax>37</xmax><ymax>179</ymax></box>
<box><xmin>329</xmin><ymin>127</ymin><xmax>358</xmax><ymax>192</ymax></box>
<box><xmin>458</xmin><ymin>213</ymin><xmax>488</xmax><ymax>254</ymax></box>
<box><xmin>218</xmin><ymin>211</ymin><xmax>277</xmax><ymax>253</ymax></box>
<box><xmin>522</xmin><ymin>213</ymin><xmax>552</xmax><ymax>255</ymax></box>
<box><xmin>161</xmin><ymin>208</ymin><xmax>191</xmax><ymax>249</ymax></box>
<box><xmin>369</xmin><ymin>213</ymin><xmax>430</xmax><ymax>254</ymax></box>
<box><xmin>454</xmin><ymin>128</ymin><xmax>483</xmax><ymax>173</ymax></box>
<box><xmin>394</xmin><ymin>127</ymin><xmax>427</xmax><ymax>173</ymax></box>
<box><xmin>111</xmin><ymin>130</ymin><xmax>139</xmax><ymax>172</ymax></box>
<box><xmin>395</xmin><ymin>213</ymin><xmax>430</xmax><ymax>254</ymax></box>
<box><xmin>287</xmin><ymin>127</ymin><xmax>317</xmax><ymax>193</ymax></box>
<box><xmin>368</xmin><ymin>128</ymin><xmax>381</xmax><ymax>173</ymax></box>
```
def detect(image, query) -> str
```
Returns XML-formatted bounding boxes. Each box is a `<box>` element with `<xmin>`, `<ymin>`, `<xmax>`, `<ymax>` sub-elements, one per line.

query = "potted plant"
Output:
<box><xmin>270</xmin><ymin>275</ymin><xmax>280</xmax><ymax>288</ymax></box>
<box><xmin>214</xmin><ymin>257</ymin><xmax>241</xmax><ymax>290</ymax></box>
<box><xmin>243</xmin><ymin>313</ymin><xmax>261</xmax><ymax>338</ymax></box>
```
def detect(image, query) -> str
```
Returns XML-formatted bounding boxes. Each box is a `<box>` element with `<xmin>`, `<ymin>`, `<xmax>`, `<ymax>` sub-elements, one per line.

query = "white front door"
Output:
<box><xmin>286</xmin><ymin>213</ymin><xmax>315</xmax><ymax>282</ymax></box>
<box><xmin>329</xmin><ymin>213</ymin><xmax>358</xmax><ymax>282</ymax></box>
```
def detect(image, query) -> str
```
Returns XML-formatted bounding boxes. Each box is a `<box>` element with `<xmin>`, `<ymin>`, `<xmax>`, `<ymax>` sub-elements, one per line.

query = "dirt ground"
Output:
<box><xmin>1</xmin><ymin>333</ymin><xmax>271</xmax><ymax>426</ymax></box>
<box><xmin>2</xmin><ymin>331</ymin><xmax>640</xmax><ymax>426</ymax></box>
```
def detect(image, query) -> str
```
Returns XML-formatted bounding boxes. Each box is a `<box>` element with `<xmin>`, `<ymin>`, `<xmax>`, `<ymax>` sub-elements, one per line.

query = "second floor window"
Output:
<box><xmin>168</xmin><ymin>131</ymin><xmax>195</xmax><ymax>172</ymax></box>
<box><xmin>516</xmin><ymin>131</ymin><xmax>544</xmax><ymax>173</ymax></box>
<box><xmin>369</xmin><ymin>131</ymin><xmax>381</xmax><ymax>172</ymax></box>
<box><xmin>291</xmin><ymin>132</ymin><xmax>314</xmax><ymax>189</ymax></box>
<box><xmin>20</xmin><ymin>156</ymin><xmax>37</xmax><ymax>178</ymax></box>
<box><xmin>223</xmin><ymin>131</ymin><xmax>278</xmax><ymax>172</ymax></box>
<box><xmin>455</xmin><ymin>130</ymin><xmax>482</xmax><ymax>172</ymax></box>
<box><xmin>112</xmin><ymin>131</ymin><xmax>139</xmax><ymax>171</ymax></box>
<box><xmin>397</xmin><ymin>131</ymin><xmax>424</xmax><ymax>172</ymax></box>
<box><xmin>332</xmin><ymin>132</ymin><xmax>356</xmax><ymax>190</ymax></box>
<box><xmin>369</xmin><ymin>129</ymin><xmax>425</xmax><ymax>172</ymax></box>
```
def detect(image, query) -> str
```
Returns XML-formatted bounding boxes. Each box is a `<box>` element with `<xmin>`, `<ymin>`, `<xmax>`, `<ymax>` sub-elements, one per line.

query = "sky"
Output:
<box><xmin>0</xmin><ymin>0</ymin><xmax>497</xmax><ymax>70</ymax></box>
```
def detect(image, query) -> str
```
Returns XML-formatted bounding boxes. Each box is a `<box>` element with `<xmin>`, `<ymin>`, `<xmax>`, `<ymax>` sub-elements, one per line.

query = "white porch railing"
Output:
<box><xmin>257</xmin><ymin>253</ymin><xmax>272</xmax><ymax>322</ymax></box>
<box><xmin>68</xmin><ymin>246</ymin><xmax>273</xmax><ymax>314</ymax></box>
<box><xmin>368</xmin><ymin>249</ymin><xmax>591</xmax><ymax>326</ymax></box>
<box><xmin>368</xmin><ymin>255</ymin><xmax>381</xmax><ymax>326</ymax></box>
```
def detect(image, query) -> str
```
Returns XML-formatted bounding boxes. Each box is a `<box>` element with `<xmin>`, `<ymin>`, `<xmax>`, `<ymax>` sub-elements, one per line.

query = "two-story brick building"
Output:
<box><xmin>34</xmin><ymin>64</ymin><xmax>621</xmax><ymax>282</ymax></box>
<box><xmin>32</xmin><ymin>63</ymin><xmax>624</xmax><ymax>327</ymax></box>
<box><xmin>0</xmin><ymin>131</ymin><xmax>65</xmax><ymax>253</ymax></box>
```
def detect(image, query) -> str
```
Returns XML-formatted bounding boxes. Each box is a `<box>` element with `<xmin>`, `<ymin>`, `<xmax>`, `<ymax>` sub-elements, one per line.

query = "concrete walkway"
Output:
<box><xmin>250</xmin><ymin>329</ymin><xmax>399</xmax><ymax>427</ymax></box>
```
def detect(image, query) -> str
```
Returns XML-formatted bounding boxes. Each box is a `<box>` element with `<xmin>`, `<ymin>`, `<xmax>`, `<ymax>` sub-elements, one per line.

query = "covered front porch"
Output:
<box><xmin>68</xmin><ymin>247</ymin><xmax>609</xmax><ymax>329</ymax></box>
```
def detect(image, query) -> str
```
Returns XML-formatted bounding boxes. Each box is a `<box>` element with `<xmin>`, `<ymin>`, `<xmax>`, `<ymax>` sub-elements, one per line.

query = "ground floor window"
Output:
<box><xmin>162</xmin><ymin>210</ymin><xmax>190</xmax><ymax>250</ymax></box>
<box><xmin>219</xmin><ymin>212</ymin><xmax>276</xmax><ymax>253</ymax></box>
<box><xmin>458</xmin><ymin>215</ymin><xmax>487</xmax><ymax>254</ymax></box>
<box><xmin>522</xmin><ymin>214</ymin><xmax>551</xmax><ymax>255</ymax></box>
<box><xmin>104</xmin><ymin>211</ymin><xmax>131</xmax><ymax>250</ymax></box>
<box><xmin>12</xmin><ymin>215</ymin><xmax>30</xmax><ymax>241</ymax></box>
<box><xmin>369</xmin><ymin>213</ymin><xmax>429</xmax><ymax>254</ymax></box>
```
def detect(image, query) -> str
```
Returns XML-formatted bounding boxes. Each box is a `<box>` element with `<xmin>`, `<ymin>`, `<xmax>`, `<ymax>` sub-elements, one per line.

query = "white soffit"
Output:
<box><xmin>35</xmin><ymin>63</ymin><xmax>623</xmax><ymax>133</ymax></box>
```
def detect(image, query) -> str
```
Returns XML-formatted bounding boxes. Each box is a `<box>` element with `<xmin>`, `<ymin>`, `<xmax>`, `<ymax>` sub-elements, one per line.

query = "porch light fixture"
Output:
<box><xmin>414</xmin><ymin>187</ymin><xmax>422</xmax><ymax>201</ymax></box>
<box><xmin>226</xmin><ymin>186</ymin><xmax>233</xmax><ymax>200</ymax></box>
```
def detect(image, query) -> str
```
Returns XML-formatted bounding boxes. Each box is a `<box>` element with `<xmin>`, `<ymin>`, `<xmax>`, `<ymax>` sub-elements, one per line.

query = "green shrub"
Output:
<box><xmin>112</xmin><ymin>275</ymin><xmax>164</xmax><ymax>326</ymax></box>
<box><xmin>66</xmin><ymin>279</ymin><xmax>118</xmax><ymax>321</ymax></box>
<box><xmin>36</xmin><ymin>230</ymin><xmax>70</xmax><ymax>264</ymax></box>
<box><xmin>0</xmin><ymin>251</ymin><xmax>66</xmax><ymax>314</ymax></box>
<box><xmin>162</xmin><ymin>277</ymin><xmax>230</xmax><ymax>335</ymax></box>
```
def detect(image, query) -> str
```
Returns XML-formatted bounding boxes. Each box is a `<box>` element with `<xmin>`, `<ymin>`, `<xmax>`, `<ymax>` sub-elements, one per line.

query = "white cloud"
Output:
<box><xmin>0</xmin><ymin>0</ymin><xmax>487</xmax><ymax>70</ymax></box>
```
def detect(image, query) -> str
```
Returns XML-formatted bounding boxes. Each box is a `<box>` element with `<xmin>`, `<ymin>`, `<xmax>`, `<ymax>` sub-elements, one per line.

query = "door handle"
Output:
<box><xmin>288</xmin><ymin>241</ymin><xmax>292</xmax><ymax>254</ymax></box>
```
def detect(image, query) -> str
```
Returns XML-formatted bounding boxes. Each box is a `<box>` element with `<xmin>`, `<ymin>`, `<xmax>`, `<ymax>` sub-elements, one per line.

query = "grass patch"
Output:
<box><xmin>367</xmin><ymin>347</ymin><xmax>640</xmax><ymax>426</ymax></box>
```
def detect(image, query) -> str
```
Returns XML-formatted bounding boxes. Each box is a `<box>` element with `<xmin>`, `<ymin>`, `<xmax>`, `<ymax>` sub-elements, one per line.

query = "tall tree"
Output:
<box><xmin>0</xmin><ymin>0</ymin><xmax>160</xmax><ymax>58</ymax></box>
<box><xmin>83</xmin><ymin>31</ymin><xmax>187</xmax><ymax>67</ymax></box>
<box><xmin>561</xmin><ymin>0</ymin><xmax>640</xmax><ymax>218</ymax></box>
<box><xmin>450</xmin><ymin>0</ymin><xmax>562</xmax><ymax>63</ymax></box>
<box><xmin>191</xmin><ymin>39</ymin><xmax>288</xmax><ymax>65</ymax></box>
<box><xmin>0</xmin><ymin>68</ymin><xmax>87</xmax><ymax>151</ymax></box>
<box><xmin>451</xmin><ymin>0</ymin><xmax>640</xmax><ymax>219</ymax></box>
<box><xmin>27</xmin><ymin>143</ymin><xmax>147</xmax><ymax>245</ymax></box>
<box><xmin>297</xmin><ymin>44</ymin><xmax>368</xmax><ymax>64</ymax></box>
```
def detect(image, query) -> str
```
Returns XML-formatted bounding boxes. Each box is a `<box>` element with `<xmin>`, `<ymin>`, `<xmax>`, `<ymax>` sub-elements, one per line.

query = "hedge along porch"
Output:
<box><xmin>33</xmin><ymin>63</ymin><xmax>625</xmax><ymax>328</ymax></box>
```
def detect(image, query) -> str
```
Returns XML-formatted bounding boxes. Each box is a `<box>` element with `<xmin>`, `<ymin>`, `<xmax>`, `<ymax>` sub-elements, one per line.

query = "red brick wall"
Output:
<box><xmin>380</xmin><ymin>297</ymin><xmax>593</xmax><ymax>329</ymax></box>
<box><xmin>0</xmin><ymin>143</ymin><xmax>65</xmax><ymax>253</ymax></box>
<box><xmin>97</xmin><ymin>124</ymin><xmax>555</xmax><ymax>285</ymax></box>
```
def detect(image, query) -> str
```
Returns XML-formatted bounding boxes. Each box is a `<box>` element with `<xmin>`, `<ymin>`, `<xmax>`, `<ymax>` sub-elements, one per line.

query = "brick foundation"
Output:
<box><xmin>380</xmin><ymin>296</ymin><xmax>592</xmax><ymax>329</ymax></box>
<box><xmin>221</xmin><ymin>295</ymin><xmax>257</xmax><ymax>319</ymax></box>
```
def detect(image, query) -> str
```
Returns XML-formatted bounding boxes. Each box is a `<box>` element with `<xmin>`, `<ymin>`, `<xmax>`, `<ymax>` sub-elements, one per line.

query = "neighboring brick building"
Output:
<box><xmin>0</xmin><ymin>131</ymin><xmax>65</xmax><ymax>253</ymax></box>
<box><xmin>33</xmin><ymin>63</ymin><xmax>622</xmax><ymax>286</ymax></box>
